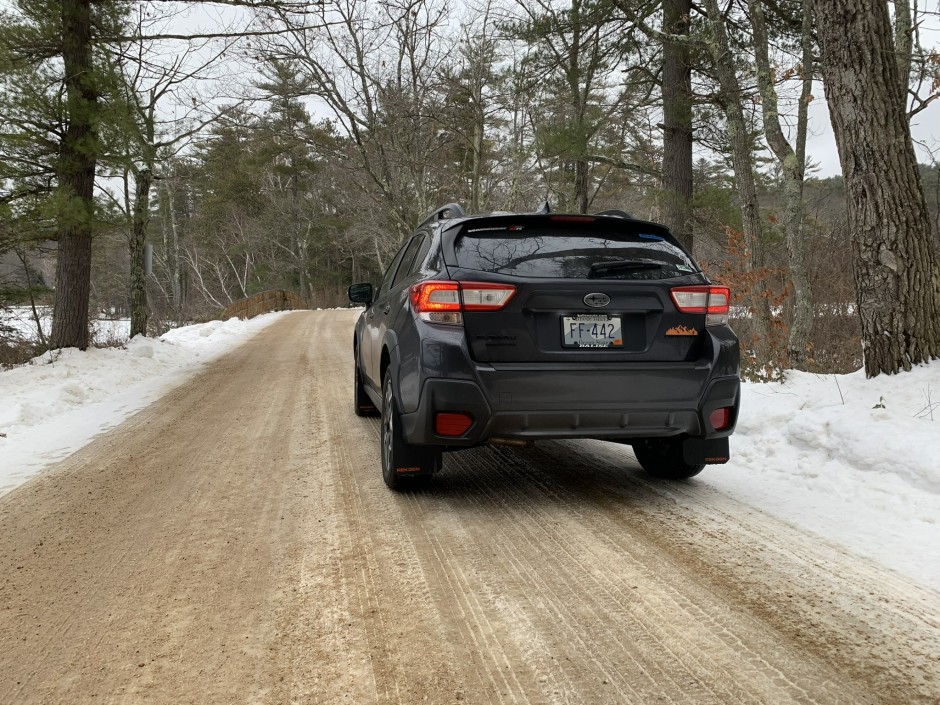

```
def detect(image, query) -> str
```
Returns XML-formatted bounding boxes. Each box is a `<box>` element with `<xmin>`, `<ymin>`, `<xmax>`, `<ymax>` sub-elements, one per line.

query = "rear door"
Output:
<box><xmin>364</xmin><ymin>238</ymin><xmax>417</xmax><ymax>387</ymax></box>
<box><xmin>443</xmin><ymin>216</ymin><xmax>710</xmax><ymax>364</ymax></box>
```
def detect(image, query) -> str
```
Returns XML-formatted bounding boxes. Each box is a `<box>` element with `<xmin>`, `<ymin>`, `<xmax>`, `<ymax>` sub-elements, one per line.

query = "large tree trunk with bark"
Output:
<box><xmin>817</xmin><ymin>0</ymin><xmax>940</xmax><ymax>376</ymax></box>
<box><xmin>130</xmin><ymin>168</ymin><xmax>152</xmax><ymax>337</ymax></box>
<box><xmin>661</xmin><ymin>0</ymin><xmax>694</xmax><ymax>252</ymax></box>
<box><xmin>50</xmin><ymin>0</ymin><xmax>98</xmax><ymax>350</ymax></box>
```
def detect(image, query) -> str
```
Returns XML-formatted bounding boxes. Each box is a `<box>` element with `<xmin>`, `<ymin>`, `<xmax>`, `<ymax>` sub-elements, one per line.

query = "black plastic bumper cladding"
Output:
<box><xmin>399</xmin><ymin>372</ymin><xmax>740</xmax><ymax>447</ymax></box>
<box><xmin>399</xmin><ymin>379</ymin><xmax>492</xmax><ymax>444</ymax></box>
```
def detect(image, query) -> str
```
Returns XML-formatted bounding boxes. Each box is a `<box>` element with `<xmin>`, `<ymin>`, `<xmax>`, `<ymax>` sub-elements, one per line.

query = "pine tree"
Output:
<box><xmin>817</xmin><ymin>0</ymin><xmax>940</xmax><ymax>376</ymax></box>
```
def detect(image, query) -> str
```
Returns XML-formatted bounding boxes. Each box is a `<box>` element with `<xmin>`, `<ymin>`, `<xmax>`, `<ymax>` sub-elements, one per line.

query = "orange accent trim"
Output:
<box><xmin>665</xmin><ymin>325</ymin><xmax>698</xmax><ymax>337</ymax></box>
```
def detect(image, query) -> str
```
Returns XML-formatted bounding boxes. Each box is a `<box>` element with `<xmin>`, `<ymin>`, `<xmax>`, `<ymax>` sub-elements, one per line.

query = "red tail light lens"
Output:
<box><xmin>435</xmin><ymin>412</ymin><xmax>474</xmax><ymax>436</ymax></box>
<box><xmin>709</xmin><ymin>407</ymin><xmax>731</xmax><ymax>431</ymax></box>
<box><xmin>671</xmin><ymin>286</ymin><xmax>731</xmax><ymax>326</ymax></box>
<box><xmin>410</xmin><ymin>280</ymin><xmax>516</xmax><ymax>324</ymax></box>
<box><xmin>410</xmin><ymin>281</ymin><xmax>462</xmax><ymax>324</ymax></box>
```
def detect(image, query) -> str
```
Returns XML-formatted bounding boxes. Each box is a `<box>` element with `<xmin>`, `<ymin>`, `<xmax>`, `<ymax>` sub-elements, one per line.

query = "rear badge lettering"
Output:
<box><xmin>666</xmin><ymin>325</ymin><xmax>698</xmax><ymax>337</ymax></box>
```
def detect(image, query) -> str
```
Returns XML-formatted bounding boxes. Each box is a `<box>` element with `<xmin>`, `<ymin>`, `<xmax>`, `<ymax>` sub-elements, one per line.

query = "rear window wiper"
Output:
<box><xmin>589</xmin><ymin>260</ymin><xmax>663</xmax><ymax>278</ymax></box>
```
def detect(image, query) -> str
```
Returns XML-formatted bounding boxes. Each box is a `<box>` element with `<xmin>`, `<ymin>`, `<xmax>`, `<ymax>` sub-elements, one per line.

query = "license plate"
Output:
<box><xmin>562</xmin><ymin>315</ymin><xmax>623</xmax><ymax>348</ymax></box>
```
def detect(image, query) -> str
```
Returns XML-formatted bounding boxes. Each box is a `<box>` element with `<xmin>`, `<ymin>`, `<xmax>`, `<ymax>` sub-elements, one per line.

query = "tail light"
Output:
<box><xmin>410</xmin><ymin>281</ymin><xmax>461</xmax><ymax>324</ymax></box>
<box><xmin>671</xmin><ymin>286</ymin><xmax>731</xmax><ymax>326</ymax></box>
<box><xmin>410</xmin><ymin>281</ymin><xmax>516</xmax><ymax>324</ymax></box>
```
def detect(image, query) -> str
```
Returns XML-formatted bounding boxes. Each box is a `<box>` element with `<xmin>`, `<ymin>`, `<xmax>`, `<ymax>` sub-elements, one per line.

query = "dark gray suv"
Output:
<box><xmin>348</xmin><ymin>204</ymin><xmax>740</xmax><ymax>490</ymax></box>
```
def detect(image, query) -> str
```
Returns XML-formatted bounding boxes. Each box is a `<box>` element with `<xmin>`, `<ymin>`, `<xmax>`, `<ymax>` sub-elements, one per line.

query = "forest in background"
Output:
<box><xmin>2</xmin><ymin>0</ymin><xmax>940</xmax><ymax>377</ymax></box>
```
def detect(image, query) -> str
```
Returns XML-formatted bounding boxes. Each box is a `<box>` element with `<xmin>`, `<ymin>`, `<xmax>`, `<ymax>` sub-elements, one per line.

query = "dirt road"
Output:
<box><xmin>1</xmin><ymin>309</ymin><xmax>938</xmax><ymax>705</ymax></box>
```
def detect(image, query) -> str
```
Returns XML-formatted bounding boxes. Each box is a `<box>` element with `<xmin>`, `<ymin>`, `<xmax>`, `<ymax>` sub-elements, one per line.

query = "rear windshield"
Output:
<box><xmin>453</xmin><ymin>227</ymin><xmax>698</xmax><ymax>280</ymax></box>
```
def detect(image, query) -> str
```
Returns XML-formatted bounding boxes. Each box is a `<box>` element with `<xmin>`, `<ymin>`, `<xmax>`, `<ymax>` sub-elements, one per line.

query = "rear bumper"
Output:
<box><xmin>399</xmin><ymin>368</ymin><xmax>740</xmax><ymax>447</ymax></box>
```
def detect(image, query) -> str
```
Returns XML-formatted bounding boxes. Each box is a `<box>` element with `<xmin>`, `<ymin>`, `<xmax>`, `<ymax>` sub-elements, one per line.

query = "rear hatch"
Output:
<box><xmin>441</xmin><ymin>215</ymin><xmax>712</xmax><ymax>364</ymax></box>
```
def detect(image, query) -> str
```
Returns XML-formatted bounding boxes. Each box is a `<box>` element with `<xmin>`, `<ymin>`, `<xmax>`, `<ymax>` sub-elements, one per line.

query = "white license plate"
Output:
<box><xmin>562</xmin><ymin>315</ymin><xmax>623</xmax><ymax>348</ymax></box>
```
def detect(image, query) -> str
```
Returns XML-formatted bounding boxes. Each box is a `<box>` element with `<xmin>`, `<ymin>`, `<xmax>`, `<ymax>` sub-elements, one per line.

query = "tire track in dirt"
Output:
<box><xmin>511</xmin><ymin>438</ymin><xmax>940</xmax><ymax>703</ymax></box>
<box><xmin>1</xmin><ymin>309</ymin><xmax>937</xmax><ymax>705</ymax></box>
<box><xmin>410</xmin><ymin>447</ymin><xmax>859</xmax><ymax>705</ymax></box>
<box><xmin>0</xmin><ymin>313</ymin><xmax>311</xmax><ymax>704</ymax></box>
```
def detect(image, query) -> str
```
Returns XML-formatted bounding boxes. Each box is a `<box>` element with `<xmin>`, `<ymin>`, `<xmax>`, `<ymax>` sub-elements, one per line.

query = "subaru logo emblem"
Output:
<box><xmin>584</xmin><ymin>293</ymin><xmax>610</xmax><ymax>308</ymax></box>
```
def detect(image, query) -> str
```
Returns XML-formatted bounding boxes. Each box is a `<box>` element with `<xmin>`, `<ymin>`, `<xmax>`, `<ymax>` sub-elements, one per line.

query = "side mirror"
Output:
<box><xmin>348</xmin><ymin>282</ymin><xmax>374</xmax><ymax>307</ymax></box>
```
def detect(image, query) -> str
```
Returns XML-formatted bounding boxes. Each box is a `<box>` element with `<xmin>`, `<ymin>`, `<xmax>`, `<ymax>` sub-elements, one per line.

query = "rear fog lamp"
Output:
<box><xmin>435</xmin><ymin>412</ymin><xmax>474</xmax><ymax>436</ymax></box>
<box><xmin>709</xmin><ymin>407</ymin><xmax>731</xmax><ymax>431</ymax></box>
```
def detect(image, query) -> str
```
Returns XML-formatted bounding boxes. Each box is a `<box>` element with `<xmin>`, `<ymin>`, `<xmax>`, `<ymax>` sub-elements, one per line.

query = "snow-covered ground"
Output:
<box><xmin>1</xmin><ymin>311</ymin><xmax>938</xmax><ymax>593</ymax></box>
<box><xmin>2</xmin><ymin>305</ymin><xmax>131</xmax><ymax>345</ymax></box>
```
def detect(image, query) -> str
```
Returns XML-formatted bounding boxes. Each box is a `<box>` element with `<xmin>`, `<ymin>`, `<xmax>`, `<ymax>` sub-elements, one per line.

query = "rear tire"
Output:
<box><xmin>381</xmin><ymin>375</ymin><xmax>440</xmax><ymax>490</ymax></box>
<box><xmin>632</xmin><ymin>438</ymin><xmax>705</xmax><ymax>480</ymax></box>
<box><xmin>353</xmin><ymin>353</ymin><xmax>378</xmax><ymax>417</ymax></box>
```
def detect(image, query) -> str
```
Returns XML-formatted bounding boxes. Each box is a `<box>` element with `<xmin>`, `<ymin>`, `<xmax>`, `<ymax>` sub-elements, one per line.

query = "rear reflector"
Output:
<box><xmin>671</xmin><ymin>286</ymin><xmax>731</xmax><ymax>326</ymax></box>
<box><xmin>435</xmin><ymin>412</ymin><xmax>474</xmax><ymax>436</ymax></box>
<box><xmin>709</xmin><ymin>407</ymin><xmax>731</xmax><ymax>431</ymax></box>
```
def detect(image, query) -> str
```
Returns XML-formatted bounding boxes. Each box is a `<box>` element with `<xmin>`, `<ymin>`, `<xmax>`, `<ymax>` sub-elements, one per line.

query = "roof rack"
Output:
<box><xmin>417</xmin><ymin>203</ymin><xmax>465</xmax><ymax>229</ymax></box>
<box><xmin>595</xmin><ymin>209</ymin><xmax>634</xmax><ymax>219</ymax></box>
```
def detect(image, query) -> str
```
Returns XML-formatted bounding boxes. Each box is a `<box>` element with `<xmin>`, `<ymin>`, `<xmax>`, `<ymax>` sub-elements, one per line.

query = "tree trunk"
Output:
<box><xmin>50</xmin><ymin>0</ymin><xmax>97</xmax><ymax>350</ymax></box>
<box><xmin>817</xmin><ymin>0</ymin><xmax>940</xmax><ymax>376</ymax></box>
<box><xmin>749</xmin><ymin>0</ymin><xmax>814</xmax><ymax>368</ymax></box>
<box><xmin>702</xmin><ymin>0</ymin><xmax>774</xmax><ymax>362</ymax></box>
<box><xmin>160</xmin><ymin>176</ymin><xmax>183</xmax><ymax>317</ymax></box>
<box><xmin>661</xmin><ymin>0</ymin><xmax>694</xmax><ymax>252</ymax></box>
<box><xmin>130</xmin><ymin>168</ymin><xmax>152</xmax><ymax>337</ymax></box>
<box><xmin>470</xmin><ymin>74</ymin><xmax>484</xmax><ymax>214</ymax></box>
<box><xmin>894</xmin><ymin>0</ymin><xmax>912</xmax><ymax>113</ymax></box>
<box><xmin>575</xmin><ymin>158</ymin><xmax>589</xmax><ymax>213</ymax></box>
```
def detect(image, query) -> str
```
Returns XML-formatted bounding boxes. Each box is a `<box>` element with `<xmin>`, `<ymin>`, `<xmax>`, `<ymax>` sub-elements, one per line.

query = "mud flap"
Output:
<box><xmin>683</xmin><ymin>437</ymin><xmax>730</xmax><ymax>465</ymax></box>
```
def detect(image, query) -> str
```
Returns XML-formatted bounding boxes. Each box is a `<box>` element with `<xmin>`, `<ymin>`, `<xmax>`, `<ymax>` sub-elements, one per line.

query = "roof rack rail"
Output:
<box><xmin>417</xmin><ymin>203</ymin><xmax>465</xmax><ymax>229</ymax></box>
<box><xmin>595</xmin><ymin>209</ymin><xmax>634</xmax><ymax>219</ymax></box>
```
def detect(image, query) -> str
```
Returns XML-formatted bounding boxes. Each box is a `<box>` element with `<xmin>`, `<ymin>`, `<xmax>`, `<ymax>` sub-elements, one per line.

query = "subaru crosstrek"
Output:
<box><xmin>348</xmin><ymin>203</ymin><xmax>740</xmax><ymax>490</ymax></box>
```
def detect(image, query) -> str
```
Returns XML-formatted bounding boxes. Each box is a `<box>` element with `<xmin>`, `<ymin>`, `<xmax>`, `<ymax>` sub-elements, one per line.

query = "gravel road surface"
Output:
<box><xmin>1</xmin><ymin>309</ymin><xmax>937</xmax><ymax>704</ymax></box>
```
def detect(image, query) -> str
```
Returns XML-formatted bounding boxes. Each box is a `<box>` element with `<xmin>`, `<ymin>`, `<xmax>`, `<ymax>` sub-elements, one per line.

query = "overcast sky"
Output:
<box><xmin>805</xmin><ymin>97</ymin><xmax>940</xmax><ymax>177</ymax></box>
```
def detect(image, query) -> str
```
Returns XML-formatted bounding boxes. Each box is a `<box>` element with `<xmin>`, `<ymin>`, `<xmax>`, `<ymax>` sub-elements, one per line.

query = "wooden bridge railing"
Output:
<box><xmin>222</xmin><ymin>290</ymin><xmax>307</xmax><ymax>320</ymax></box>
